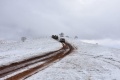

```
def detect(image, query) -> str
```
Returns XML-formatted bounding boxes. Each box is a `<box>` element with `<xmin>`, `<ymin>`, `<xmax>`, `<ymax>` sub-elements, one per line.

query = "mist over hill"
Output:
<box><xmin>0</xmin><ymin>0</ymin><xmax>120</xmax><ymax>48</ymax></box>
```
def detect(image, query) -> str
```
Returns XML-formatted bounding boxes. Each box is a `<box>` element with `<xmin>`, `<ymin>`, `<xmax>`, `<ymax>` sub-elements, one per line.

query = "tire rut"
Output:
<box><xmin>0</xmin><ymin>42</ymin><xmax>74</xmax><ymax>80</ymax></box>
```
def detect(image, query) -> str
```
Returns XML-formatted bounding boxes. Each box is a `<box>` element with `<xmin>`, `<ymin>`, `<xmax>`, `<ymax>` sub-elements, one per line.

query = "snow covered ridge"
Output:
<box><xmin>0</xmin><ymin>38</ymin><xmax>62</xmax><ymax>66</ymax></box>
<box><xmin>26</xmin><ymin>39</ymin><xmax>120</xmax><ymax>80</ymax></box>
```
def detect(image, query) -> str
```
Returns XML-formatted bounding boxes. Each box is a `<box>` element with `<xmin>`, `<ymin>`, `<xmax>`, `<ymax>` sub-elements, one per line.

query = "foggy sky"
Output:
<box><xmin>0</xmin><ymin>0</ymin><xmax>120</xmax><ymax>40</ymax></box>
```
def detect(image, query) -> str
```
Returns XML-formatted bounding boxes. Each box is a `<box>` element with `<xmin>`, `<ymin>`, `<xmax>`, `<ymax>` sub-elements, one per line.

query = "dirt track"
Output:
<box><xmin>0</xmin><ymin>42</ymin><xmax>74</xmax><ymax>80</ymax></box>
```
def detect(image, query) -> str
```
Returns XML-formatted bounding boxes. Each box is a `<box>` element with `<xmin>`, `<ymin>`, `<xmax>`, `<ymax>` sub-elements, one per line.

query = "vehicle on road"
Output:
<box><xmin>59</xmin><ymin>38</ymin><xmax>65</xmax><ymax>43</ymax></box>
<box><xmin>52</xmin><ymin>35</ymin><xmax>58</xmax><ymax>40</ymax></box>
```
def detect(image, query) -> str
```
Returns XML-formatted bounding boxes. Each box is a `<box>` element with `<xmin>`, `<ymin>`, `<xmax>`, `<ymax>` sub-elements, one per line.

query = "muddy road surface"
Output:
<box><xmin>0</xmin><ymin>42</ymin><xmax>74</xmax><ymax>80</ymax></box>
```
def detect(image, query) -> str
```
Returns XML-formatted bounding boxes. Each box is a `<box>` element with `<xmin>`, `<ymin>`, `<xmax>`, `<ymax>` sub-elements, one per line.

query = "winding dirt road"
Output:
<box><xmin>0</xmin><ymin>42</ymin><xmax>74</xmax><ymax>80</ymax></box>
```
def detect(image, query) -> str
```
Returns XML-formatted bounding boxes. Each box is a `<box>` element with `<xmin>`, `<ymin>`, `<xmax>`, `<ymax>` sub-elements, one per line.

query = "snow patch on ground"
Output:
<box><xmin>0</xmin><ymin>38</ymin><xmax>62</xmax><ymax>66</ymax></box>
<box><xmin>26</xmin><ymin>39</ymin><xmax>120</xmax><ymax>80</ymax></box>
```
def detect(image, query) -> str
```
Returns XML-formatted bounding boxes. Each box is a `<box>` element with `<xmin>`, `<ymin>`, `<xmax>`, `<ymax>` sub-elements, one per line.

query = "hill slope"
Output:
<box><xmin>0</xmin><ymin>38</ymin><xmax>62</xmax><ymax>66</ymax></box>
<box><xmin>26</xmin><ymin>39</ymin><xmax>120</xmax><ymax>80</ymax></box>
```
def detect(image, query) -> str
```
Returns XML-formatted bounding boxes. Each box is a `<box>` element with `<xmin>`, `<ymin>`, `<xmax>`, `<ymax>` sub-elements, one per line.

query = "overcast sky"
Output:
<box><xmin>0</xmin><ymin>0</ymin><xmax>120</xmax><ymax>40</ymax></box>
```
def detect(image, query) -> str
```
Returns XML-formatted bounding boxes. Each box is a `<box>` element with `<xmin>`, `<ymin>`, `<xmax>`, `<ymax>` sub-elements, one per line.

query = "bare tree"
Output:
<box><xmin>74</xmin><ymin>36</ymin><xmax>78</xmax><ymax>39</ymax></box>
<box><xmin>66</xmin><ymin>36</ymin><xmax>69</xmax><ymax>38</ymax></box>
<box><xmin>21</xmin><ymin>37</ymin><xmax>27</xmax><ymax>42</ymax></box>
<box><xmin>59</xmin><ymin>32</ymin><xmax>64</xmax><ymax>37</ymax></box>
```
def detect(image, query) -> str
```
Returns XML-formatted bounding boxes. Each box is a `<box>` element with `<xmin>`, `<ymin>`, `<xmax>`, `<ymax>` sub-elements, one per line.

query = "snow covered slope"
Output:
<box><xmin>26</xmin><ymin>39</ymin><xmax>120</xmax><ymax>80</ymax></box>
<box><xmin>0</xmin><ymin>38</ymin><xmax>62</xmax><ymax>66</ymax></box>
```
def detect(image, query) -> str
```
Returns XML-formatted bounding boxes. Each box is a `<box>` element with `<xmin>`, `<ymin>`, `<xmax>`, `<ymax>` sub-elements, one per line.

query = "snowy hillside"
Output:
<box><xmin>26</xmin><ymin>39</ymin><xmax>120</xmax><ymax>80</ymax></box>
<box><xmin>0</xmin><ymin>38</ymin><xmax>62</xmax><ymax>66</ymax></box>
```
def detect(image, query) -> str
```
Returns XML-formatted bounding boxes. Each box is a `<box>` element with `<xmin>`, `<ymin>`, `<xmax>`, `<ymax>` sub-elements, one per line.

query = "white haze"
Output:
<box><xmin>0</xmin><ymin>0</ymin><xmax>120</xmax><ymax>48</ymax></box>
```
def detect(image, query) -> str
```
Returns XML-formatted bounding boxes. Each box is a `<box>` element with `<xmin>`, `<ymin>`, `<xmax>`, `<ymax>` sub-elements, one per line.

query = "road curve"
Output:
<box><xmin>0</xmin><ymin>42</ymin><xmax>74</xmax><ymax>80</ymax></box>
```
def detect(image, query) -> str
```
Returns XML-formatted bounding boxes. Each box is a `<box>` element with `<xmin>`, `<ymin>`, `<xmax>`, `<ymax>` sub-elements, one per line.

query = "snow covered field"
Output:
<box><xmin>0</xmin><ymin>38</ymin><xmax>62</xmax><ymax>67</ymax></box>
<box><xmin>0</xmin><ymin>38</ymin><xmax>120</xmax><ymax>80</ymax></box>
<box><xmin>26</xmin><ymin>39</ymin><xmax>120</xmax><ymax>80</ymax></box>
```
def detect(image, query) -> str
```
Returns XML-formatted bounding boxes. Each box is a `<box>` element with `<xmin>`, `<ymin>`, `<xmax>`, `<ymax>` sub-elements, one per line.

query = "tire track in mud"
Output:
<box><xmin>0</xmin><ymin>46</ymin><xmax>64</xmax><ymax>78</ymax></box>
<box><xmin>0</xmin><ymin>42</ymin><xmax>74</xmax><ymax>80</ymax></box>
